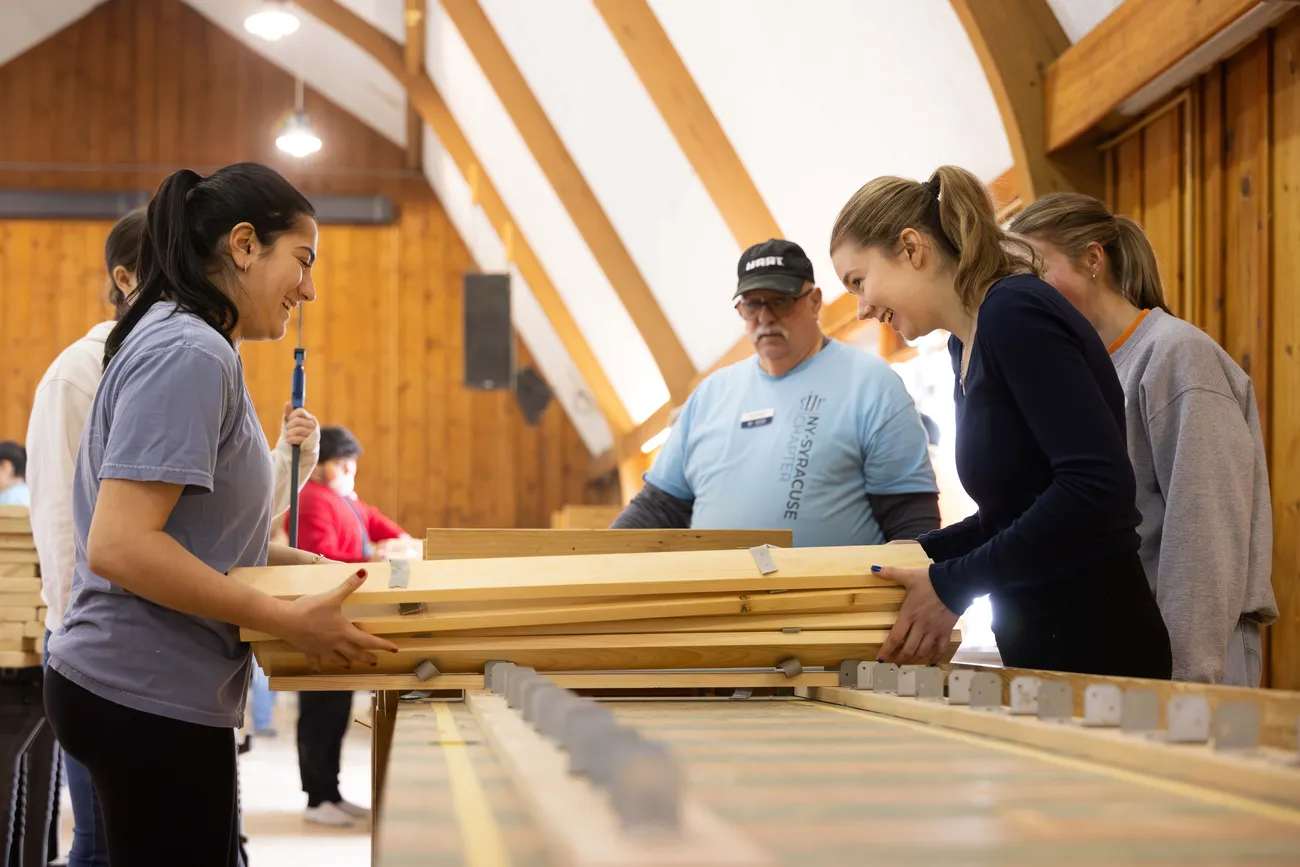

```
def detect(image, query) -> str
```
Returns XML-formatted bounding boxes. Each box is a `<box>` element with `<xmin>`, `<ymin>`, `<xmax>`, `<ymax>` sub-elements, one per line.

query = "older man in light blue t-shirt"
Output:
<box><xmin>612</xmin><ymin>239</ymin><xmax>939</xmax><ymax>546</ymax></box>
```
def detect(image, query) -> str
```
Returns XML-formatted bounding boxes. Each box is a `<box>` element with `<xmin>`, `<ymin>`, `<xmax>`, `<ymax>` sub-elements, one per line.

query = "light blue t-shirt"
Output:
<box><xmin>49</xmin><ymin>303</ymin><xmax>273</xmax><ymax>729</ymax></box>
<box><xmin>0</xmin><ymin>482</ymin><xmax>30</xmax><ymax>506</ymax></box>
<box><xmin>645</xmin><ymin>340</ymin><xmax>937</xmax><ymax>547</ymax></box>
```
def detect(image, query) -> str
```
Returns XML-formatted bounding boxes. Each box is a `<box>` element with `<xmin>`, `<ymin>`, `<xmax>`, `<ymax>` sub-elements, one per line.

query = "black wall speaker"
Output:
<box><xmin>514</xmin><ymin>366</ymin><xmax>552</xmax><ymax>426</ymax></box>
<box><xmin>463</xmin><ymin>272</ymin><xmax>514</xmax><ymax>390</ymax></box>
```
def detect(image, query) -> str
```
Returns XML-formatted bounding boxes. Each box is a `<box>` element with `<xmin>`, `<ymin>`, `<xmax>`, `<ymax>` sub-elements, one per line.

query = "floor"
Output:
<box><xmin>55</xmin><ymin>691</ymin><xmax>373</xmax><ymax>866</ymax></box>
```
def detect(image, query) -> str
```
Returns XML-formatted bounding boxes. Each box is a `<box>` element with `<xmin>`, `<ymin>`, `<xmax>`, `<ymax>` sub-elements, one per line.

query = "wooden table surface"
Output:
<box><xmin>375</xmin><ymin>696</ymin><xmax>1300</xmax><ymax>866</ymax></box>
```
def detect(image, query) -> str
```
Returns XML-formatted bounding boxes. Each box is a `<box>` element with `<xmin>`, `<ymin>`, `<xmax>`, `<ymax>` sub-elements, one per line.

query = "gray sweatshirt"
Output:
<box><xmin>1110</xmin><ymin>308</ymin><xmax>1278</xmax><ymax>684</ymax></box>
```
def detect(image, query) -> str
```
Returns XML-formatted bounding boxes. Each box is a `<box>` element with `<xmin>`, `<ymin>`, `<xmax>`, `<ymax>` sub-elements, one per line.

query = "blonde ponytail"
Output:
<box><xmin>830</xmin><ymin>165</ymin><xmax>1041</xmax><ymax>311</ymax></box>
<box><xmin>1010</xmin><ymin>193</ymin><xmax>1170</xmax><ymax>313</ymax></box>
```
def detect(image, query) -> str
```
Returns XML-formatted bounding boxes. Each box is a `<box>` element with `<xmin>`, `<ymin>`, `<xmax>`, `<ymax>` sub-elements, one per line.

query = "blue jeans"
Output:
<box><xmin>251</xmin><ymin>660</ymin><xmax>275</xmax><ymax>731</ymax></box>
<box><xmin>43</xmin><ymin>630</ymin><xmax>110</xmax><ymax>867</ymax></box>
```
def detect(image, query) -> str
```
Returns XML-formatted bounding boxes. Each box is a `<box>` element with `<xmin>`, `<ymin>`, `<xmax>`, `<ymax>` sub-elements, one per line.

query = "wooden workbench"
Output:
<box><xmin>368</xmin><ymin>684</ymin><xmax>1300</xmax><ymax>866</ymax></box>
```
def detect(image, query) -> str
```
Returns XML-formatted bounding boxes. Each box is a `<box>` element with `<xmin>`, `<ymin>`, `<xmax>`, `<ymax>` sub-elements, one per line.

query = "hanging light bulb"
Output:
<box><xmin>245</xmin><ymin>0</ymin><xmax>300</xmax><ymax>42</ymax></box>
<box><xmin>275</xmin><ymin>77</ymin><xmax>322</xmax><ymax>158</ymax></box>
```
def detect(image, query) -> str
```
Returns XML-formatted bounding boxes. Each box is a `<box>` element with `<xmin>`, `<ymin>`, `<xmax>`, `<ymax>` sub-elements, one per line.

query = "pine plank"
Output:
<box><xmin>0</xmin><ymin>651</ymin><xmax>40</xmax><ymax>668</ymax></box>
<box><xmin>231</xmin><ymin>545</ymin><xmax>922</xmax><ymax>606</ymax></box>
<box><xmin>438</xmin><ymin>610</ymin><xmax>900</xmax><ymax>637</ymax></box>
<box><xmin>808</xmin><ymin>685</ymin><xmax>1300</xmax><ymax>810</ymax></box>
<box><xmin>255</xmin><ymin>629</ymin><xmax>959</xmax><ymax>677</ymax></box>
<box><xmin>0</xmin><ymin>565</ymin><xmax>36</xmax><ymax>578</ymax></box>
<box><xmin>0</xmin><ymin>608</ymin><xmax>37</xmax><ymax>622</ymax></box>
<box><xmin>0</xmin><ymin>550</ymin><xmax>39</xmax><ymax>564</ymax></box>
<box><xmin>240</xmin><ymin>586</ymin><xmax>905</xmax><ymax>642</ymax></box>
<box><xmin>0</xmin><ymin>537</ymin><xmax>37</xmax><ymax>550</ymax></box>
<box><xmin>270</xmin><ymin>671</ymin><xmax>842</xmax><ymax>691</ymax></box>
<box><xmin>0</xmin><ymin>579</ymin><xmax>41</xmax><ymax>593</ymax></box>
<box><xmin>424</xmin><ymin>528</ymin><xmax>793</xmax><ymax>559</ymax></box>
<box><xmin>0</xmin><ymin>518</ymin><xmax>32</xmax><ymax>533</ymax></box>
<box><xmin>465</xmin><ymin>689</ymin><xmax>776</xmax><ymax>866</ymax></box>
<box><xmin>0</xmin><ymin>593</ymin><xmax>44</xmax><ymax>607</ymax></box>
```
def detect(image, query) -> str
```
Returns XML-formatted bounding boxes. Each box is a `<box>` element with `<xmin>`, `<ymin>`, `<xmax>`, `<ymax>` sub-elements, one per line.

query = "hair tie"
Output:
<box><xmin>924</xmin><ymin>176</ymin><xmax>941</xmax><ymax>199</ymax></box>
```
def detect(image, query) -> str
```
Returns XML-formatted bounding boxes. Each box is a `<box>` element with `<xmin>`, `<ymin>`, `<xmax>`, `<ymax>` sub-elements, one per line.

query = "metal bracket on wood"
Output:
<box><xmin>839</xmin><ymin>659</ymin><xmax>863</xmax><ymax>688</ymax></box>
<box><xmin>853</xmin><ymin>661</ymin><xmax>878</xmax><ymax>690</ymax></box>
<box><xmin>485</xmin><ymin>660</ymin><xmax>512</xmax><ymax>693</ymax></box>
<box><xmin>871</xmin><ymin>663</ymin><xmax>899</xmax><ymax>694</ymax></box>
<box><xmin>414</xmin><ymin>659</ymin><xmax>440</xmax><ymax>681</ymax></box>
<box><xmin>1036</xmin><ymin>682</ymin><xmax>1072</xmax><ymax>722</ymax></box>
<box><xmin>969</xmin><ymin>672</ymin><xmax>1002</xmax><ymax>710</ymax></box>
<box><xmin>1083</xmin><ymin>684</ymin><xmax>1122</xmax><ymax>727</ymax></box>
<box><xmin>947</xmin><ymin>670</ymin><xmax>973</xmax><ymax>705</ymax></box>
<box><xmin>398</xmin><ymin>601</ymin><xmax>425</xmax><ymax>616</ymax></box>
<box><xmin>728</xmin><ymin>688</ymin><xmax>754</xmax><ymax>701</ymax></box>
<box><xmin>1009</xmin><ymin>676</ymin><xmax>1040</xmax><ymax>715</ymax></box>
<box><xmin>1213</xmin><ymin>701</ymin><xmax>1260</xmax><ymax>752</ymax></box>
<box><xmin>389</xmin><ymin>558</ymin><xmax>411</xmax><ymax>589</ymax></box>
<box><xmin>1166</xmin><ymin>695</ymin><xmax>1210</xmax><ymax>744</ymax></box>
<box><xmin>777</xmin><ymin>657</ymin><xmax>803</xmax><ymax>678</ymax></box>
<box><xmin>915</xmin><ymin>667</ymin><xmax>944</xmax><ymax>699</ymax></box>
<box><xmin>749</xmin><ymin>545</ymin><xmax>778</xmax><ymax>575</ymax></box>
<box><xmin>897</xmin><ymin>665</ymin><xmax>920</xmax><ymax>697</ymax></box>
<box><xmin>1121</xmin><ymin>690</ymin><xmax>1159</xmax><ymax>733</ymax></box>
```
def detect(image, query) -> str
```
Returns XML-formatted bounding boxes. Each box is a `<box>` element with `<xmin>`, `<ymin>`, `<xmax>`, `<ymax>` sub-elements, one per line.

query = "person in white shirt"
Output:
<box><xmin>25</xmin><ymin>207</ymin><xmax>321</xmax><ymax>867</ymax></box>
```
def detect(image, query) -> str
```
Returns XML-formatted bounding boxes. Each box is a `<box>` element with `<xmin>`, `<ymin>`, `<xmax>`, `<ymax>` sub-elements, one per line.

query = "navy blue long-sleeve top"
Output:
<box><xmin>918</xmin><ymin>274</ymin><xmax>1143</xmax><ymax>614</ymax></box>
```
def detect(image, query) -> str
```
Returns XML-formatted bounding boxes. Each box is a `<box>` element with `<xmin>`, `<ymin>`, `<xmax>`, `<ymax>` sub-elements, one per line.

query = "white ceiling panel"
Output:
<box><xmin>649</xmin><ymin>0</ymin><xmax>1013</xmax><ymax>305</ymax></box>
<box><xmin>0</xmin><ymin>0</ymin><xmax>106</xmax><ymax>67</ymax></box>
<box><xmin>184</xmin><ymin>0</ymin><xmax>407</xmax><ymax>147</ymax></box>
<box><xmin>422</xmin><ymin>128</ymin><xmax>614</xmax><ymax>455</ymax></box>
<box><xmin>477</xmin><ymin>0</ymin><xmax>745</xmax><ymax>372</ymax></box>
<box><xmin>426</xmin><ymin>0</ymin><xmax>669</xmax><ymax>423</ymax></box>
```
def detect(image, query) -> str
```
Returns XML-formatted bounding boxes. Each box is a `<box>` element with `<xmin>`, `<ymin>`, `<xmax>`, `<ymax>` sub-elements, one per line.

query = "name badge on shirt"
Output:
<box><xmin>740</xmin><ymin>408</ymin><xmax>775</xmax><ymax>429</ymax></box>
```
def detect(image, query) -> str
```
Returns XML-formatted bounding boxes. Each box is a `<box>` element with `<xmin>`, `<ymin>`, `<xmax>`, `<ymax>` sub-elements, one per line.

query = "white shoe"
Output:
<box><xmin>304</xmin><ymin>801</ymin><xmax>357</xmax><ymax>827</ymax></box>
<box><xmin>334</xmin><ymin>799</ymin><xmax>370</xmax><ymax>820</ymax></box>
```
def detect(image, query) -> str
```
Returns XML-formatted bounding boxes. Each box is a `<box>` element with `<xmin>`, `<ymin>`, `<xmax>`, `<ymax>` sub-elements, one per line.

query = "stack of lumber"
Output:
<box><xmin>234</xmin><ymin>529</ymin><xmax>958</xmax><ymax>687</ymax></box>
<box><xmin>0</xmin><ymin>506</ymin><xmax>47</xmax><ymax>668</ymax></box>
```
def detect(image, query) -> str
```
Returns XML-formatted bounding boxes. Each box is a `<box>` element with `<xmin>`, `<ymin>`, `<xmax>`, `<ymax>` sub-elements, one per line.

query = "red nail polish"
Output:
<box><xmin>357</xmin><ymin>569</ymin><xmax>367</xmax><ymax>578</ymax></box>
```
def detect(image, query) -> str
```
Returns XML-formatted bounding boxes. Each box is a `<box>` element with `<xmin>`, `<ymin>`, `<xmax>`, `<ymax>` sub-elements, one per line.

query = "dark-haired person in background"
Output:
<box><xmin>42</xmin><ymin>163</ymin><xmax>396</xmax><ymax>865</ymax></box>
<box><xmin>612</xmin><ymin>239</ymin><xmax>940</xmax><ymax>545</ymax></box>
<box><xmin>291</xmin><ymin>426</ymin><xmax>411</xmax><ymax>826</ymax></box>
<box><xmin>829</xmin><ymin>165</ymin><xmax>1171</xmax><ymax>679</ymax></box>
<box><xmin>1011</xmin><ymin>194</ymin><xmax>1277</xmax><ymax>685</ymax></box>
<box><xmin>0</xmin><ymin>441</ymin><xmax>29</xmax><ymax>506</ymax></box>
<box><xmin>25</xmin><ymin>207</ymin><xmax>322</xmax><ymax>866</ymax></box>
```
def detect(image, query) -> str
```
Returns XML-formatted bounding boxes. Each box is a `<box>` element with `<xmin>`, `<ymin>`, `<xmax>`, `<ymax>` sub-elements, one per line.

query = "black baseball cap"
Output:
<box><xmin>734</xmin><ymin>238</ymin><xmax>815</xmax><ymax>298</ymax></box>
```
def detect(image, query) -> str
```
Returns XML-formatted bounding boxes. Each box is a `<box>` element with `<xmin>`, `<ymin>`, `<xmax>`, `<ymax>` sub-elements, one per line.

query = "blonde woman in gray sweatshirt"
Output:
<box><xmin>1012</xmin><ymin>195</ymin><xmax>1277</xmax><ymax>686</ymax></box>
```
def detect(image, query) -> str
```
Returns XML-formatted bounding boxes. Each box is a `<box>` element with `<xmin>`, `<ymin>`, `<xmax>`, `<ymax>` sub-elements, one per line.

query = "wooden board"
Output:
<box><xmin>0</xmin><ymin>608</ymin><xmax>38</xmax><ymax>622</ymax></box>
<box><xmin>0</xmin><ymin>550</ymin><xmax>39</xmax><ymax>564</ymax></box>
<box><xmin>0</xmin><ymin>564</ymin><xmax>37</xmax><ymax>578</ymax></box>
<box><xmin>424</xmin><ymin>528</ymin><xmax>793</xmax><ymax>559</ymax></box>
<box><xmin>271</xmin><ymin>670</ymin><xmax>842</xmax><ymax>692</ymax></box>
<box><xmin>0</xmin><ymin>651</ymin><xmax>41</xmax><ymax>668</ymax></box>
<box><xmin>0</xmin><ymin>507</ymin><xmax>29</xmax><ymax>519</ymax></box>
<box><xmin>437</xmin><ymin>610</ymin><xmax>900</xmax><ymax>637</ymax></box>
<box><xmin>255</xmin><ymin>629</ymin><xmax>959</xmax><ymax>677</ymax></box>
<box><xmin>0</xmin><ymin>579</ymin><xmax>41</xmax><ymax>594</ymax></box>
<box><xmin>0</xmin><ymin>593</ymin><xmax>44</xmax><ymax>607</ymax></box>
<box><xmin>0</xmin><ymin>537</ymin><xmax>37</xmax><ymax>551</ymax></box>
<box><xmin>950</xmin><ymin>662</ymin><xmax>1300</xmax><ymax>751</ymax></box>
<box><xmin>240</xmin><ymin>587</ymin><xmax>906</xmax><ymax>642</ymax></box>
<box><xmin>231</xmin><ymin>544</ymin><xmax>924</xmax><ymax>606</ymax></box>
<box><xmin>465</xmin><ymin>689</ymin><xmax>776</xmax><ymax>866</ymax></box>
<box><xmin>806</xmin><ymin>686</ymin><xmax>1300</xmax><ymax>811</ymax></box>
<box><xmin>0</xmin><ymin>518</ymin><xmax>32</xmax><ymax>533</ymax></box>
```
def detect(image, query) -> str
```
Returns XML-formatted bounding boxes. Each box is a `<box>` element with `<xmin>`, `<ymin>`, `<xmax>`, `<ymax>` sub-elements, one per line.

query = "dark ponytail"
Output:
<box><xmin>103</xmin><ymin>206</ymin><xmax>146</xmax><ymax>319</ymax></box>
<box><xmin>104</xmin><ymin>162</ymin><xmax>315</xmax><ymax>368</ymax></box>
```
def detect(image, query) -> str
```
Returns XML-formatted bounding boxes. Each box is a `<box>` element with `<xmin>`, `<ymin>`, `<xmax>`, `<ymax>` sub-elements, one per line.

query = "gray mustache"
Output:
<box><xmin>753</xmin><ymin>327</ymin><xmax>787</xmax><ymax>340</ymax></box>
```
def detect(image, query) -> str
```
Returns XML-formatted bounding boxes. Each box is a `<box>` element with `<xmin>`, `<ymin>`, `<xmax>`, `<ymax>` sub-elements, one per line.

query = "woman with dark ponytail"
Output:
<box><xmin>1011</xmin><ymin>193</ymin><xmax>1277</xmax><ymax>686</ymax></box>
<box><xmin>43</xmin><ymin>162</ymin><xmax>396</xmax><ymax>865</ymax></box>
<box><xmin>829</xmin><ymin>166</ymin><xmax>1172</xmax><ymax>679</ymax></box>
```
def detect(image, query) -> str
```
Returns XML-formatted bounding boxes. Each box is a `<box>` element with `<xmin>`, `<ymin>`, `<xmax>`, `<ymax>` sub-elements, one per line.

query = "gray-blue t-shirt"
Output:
<box><xmin>48</xmin><ymin>303</ymin><xmax>273</xmax><ymax>729</ymax></box>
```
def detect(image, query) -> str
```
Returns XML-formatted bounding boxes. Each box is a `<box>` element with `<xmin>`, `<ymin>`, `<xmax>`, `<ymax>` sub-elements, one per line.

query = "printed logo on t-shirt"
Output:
<box><xmin>740</xmin><ymin>409</ymin><xmax>775</xmax><ymax>428</ymax></box>
<box><xmin>778</xmin><ymin>392</ymin><xmax>824</xmax><ymax>520</ymax></box>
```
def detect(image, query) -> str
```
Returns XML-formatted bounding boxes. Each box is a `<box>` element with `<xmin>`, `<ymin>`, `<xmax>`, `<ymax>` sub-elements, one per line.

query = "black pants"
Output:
<box><xmin>297</xmin><ymin>691</ymin><xmax>352</xmax><ymax>807</ymax></box>
<box><xmin>992</xmin><ymin>551</ymin><xmax>1173</xmax><ymax>679</ymax></box>
<box><xmin>43</xmin><ymin>668</ymin><xmax>239</xmax><ymax>867</ymax></box>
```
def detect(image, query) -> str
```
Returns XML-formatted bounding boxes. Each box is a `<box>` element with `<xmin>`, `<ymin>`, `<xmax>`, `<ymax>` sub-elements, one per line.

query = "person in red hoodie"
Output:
<box><xmin>290</xmin><ymin>426</ymin><xmax>411</xmax><ymax>826</ymax></box>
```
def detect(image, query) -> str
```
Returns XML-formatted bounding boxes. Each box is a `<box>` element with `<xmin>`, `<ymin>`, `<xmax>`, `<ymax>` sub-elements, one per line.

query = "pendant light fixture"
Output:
<box><xmin>276</xmin><ymin>76</ymin><xmax>322</xmax><ymax>158</ymax></box>
<box><xmin>245</xmin><ymin>0</ymin><xmax>300</xmax><ymax>42</ymax></box>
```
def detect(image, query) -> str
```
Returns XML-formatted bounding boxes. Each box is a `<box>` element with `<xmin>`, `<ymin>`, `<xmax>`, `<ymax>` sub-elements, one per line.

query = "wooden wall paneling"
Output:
<box><xmin>1199</xmin><ymin>67</ymin><xmax>1227</xmax><ymax>343</ymax></box>
<box><xmin>1113</xmin><ymin>135</ymin><xmax>1146</xmax><ymax>220</ymax></box>
<box><xmin>396</xmin><ymin>203</ymin><xmax>432</xmax><ymax>534</ymax></box>
<box><xmin>1139</xmin><ymin>107</ymin><xmax>1185</xmax><ymax>316</ymax></box>
<box><xmin>1269</xmin><ymin>15</ymin><xmax>1300</xmax><ymax>691</ymax></box>
<box><xmin>446</xmin><ymin>234</ymin><xmax>473</xmax><ymax>528</ymax></box>
<box><xmin>1223</xmin><ymin>37</ymin><xmax>1273</xmax><ymax>442</ymax></box>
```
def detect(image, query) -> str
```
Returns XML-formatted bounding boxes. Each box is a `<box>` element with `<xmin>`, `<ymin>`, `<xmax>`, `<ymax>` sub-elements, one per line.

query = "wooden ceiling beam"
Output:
<box><xmin>950</xmin><ymin>0</ymin><xmax>1101</xmax><ymax>201</ymax></box>
<box><xmin>592</xmin><ymin>0</ymin><xmax>780</xmax><ymax>250</ymax></box>
<box><xmin>294</xmin><ymin>0</ymin><xmax>633</xmax><ymax>435</ymax></box>
<box><xmin>440</xmin><ymin>0</ymin><xmax>697</xmax><ymax>404</ymax></box>
<box><xmin>404</xmin><ymin>0</ymin><xmax>426</xmax><ymax>171</ymax></box>
<box><xmin>1044</xmin><ymin>0</ymin><xmax>1282</xmax><ymax>153</ymax></box>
